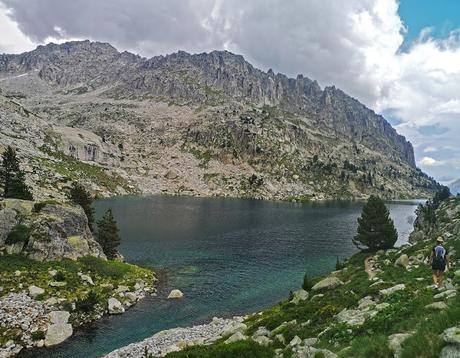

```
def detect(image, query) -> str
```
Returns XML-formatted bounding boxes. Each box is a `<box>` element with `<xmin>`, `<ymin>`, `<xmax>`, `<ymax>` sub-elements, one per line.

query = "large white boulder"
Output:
<box><xmin>45</xmin><ymin>311</ymin><xmax>73</xmax><ymax>347</ymax></box>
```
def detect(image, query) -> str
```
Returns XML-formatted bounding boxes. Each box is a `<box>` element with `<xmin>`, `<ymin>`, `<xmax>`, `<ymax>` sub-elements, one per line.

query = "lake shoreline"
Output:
<box><xmin>12</xmin><ymin>196</ymin><xmax>420</xmax><ymax>358</ymax></box>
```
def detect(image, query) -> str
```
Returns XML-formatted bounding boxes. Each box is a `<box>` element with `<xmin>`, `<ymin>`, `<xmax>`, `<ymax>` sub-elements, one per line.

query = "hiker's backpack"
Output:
<box><xmin>433</xmin><ymin>245</ymin><xmax>446</xmax><ymax>265</ymax></box>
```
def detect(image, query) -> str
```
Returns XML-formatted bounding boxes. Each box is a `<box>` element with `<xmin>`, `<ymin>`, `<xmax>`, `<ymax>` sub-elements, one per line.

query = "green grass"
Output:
<box><xmin>342</xmin><ymin>335</ymin><xmax>392</xmax><ymax>358</ymax></box>
<box><xmin>79</xmin><ymin>256</ymin><xmax>134</xmax><ymax>279</ymax></box>
<box><xmin>162</xmin><ymin>340</ymin><xmax>274</xmax><ymax>358</ymax></box>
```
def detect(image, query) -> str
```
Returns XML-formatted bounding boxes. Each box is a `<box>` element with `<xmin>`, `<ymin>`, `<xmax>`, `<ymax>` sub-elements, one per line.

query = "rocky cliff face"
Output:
<box><xmin>0</xmin><ymin>41</ymin><xmax>440</xmax><ymax>200</ymax></box>
<box><xmin>0</xmin><ymin>199</ymin><xmax>106</xmax><ymax>261</ymax></box>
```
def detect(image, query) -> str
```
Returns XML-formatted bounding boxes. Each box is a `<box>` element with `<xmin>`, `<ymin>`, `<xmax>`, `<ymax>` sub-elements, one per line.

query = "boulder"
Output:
<box><xmin>167</xmin><ymin>289</ymin><xmax>184</xmax><ymax>299</ymax></box>
<box><xmin>440</xmin><ymin>345</ymin><xmax>460</xmax><ymax>358</ymax></box>
<box><xmin>304</xmin><ymin>337</ymin><xmax>318</xmax><ymax>346</ymax></box>
<box><xmin>222</xmin><ymin>322</ymin><xmax>247</xmax><ymax>337</ymax></box>
<box><xmin>388</xmin><ymin>333</ymin><xmax>411</xmax><ymax>357</ymax></box>
<box><xmin>271</xmin><ymin>320</ymin><xmax>297</xmax><ymax>335</ymax></box>
<box><xmin>442</xmin><ymin>327</ymin><xmax>460</xmax><ymax>344</ymax></box>
<box><xmin>252</xmin><ymin>335</ymin><xmax>271</xmax><ymax>346</ymax></box>
<box><xmin>290</xmin><ymin>289</ymin><xmax>309</xmax><ymax>304</ymax></box>
<box><xmin>224</xmin><ymin>332</ymin><xmax>247</xmax><ymax>344</ymax></box>
<box><xmin>335</xmin><ymin>309</ymin><xmax>367</xmax><ymax>326</ymax></box>
<box><xmin>28</xmin><ymin>285</ymin><xmax>45</xmax><ymax>299</ymax></box>
<box><xmin>434</xmin><ymin>290</ymin><xmax>457</xmax><ymax>300</ymax></box>
<box><xmin>252</xmin><ymin>326</ymin><xmax>271</xmax><ymax>339</ymax></box>
<box><xmin>425</xmin><ymin>302</ymin><xmax>448</xmax><ymax>310</ymax></box>
<box><xmin>358</xmin><ymin>296</ymin><xmax>376</xmax><ymax>309</ymax></box>
<box><xmin>379</xmin><ymin>284</ymin><xmax>405</xmax><ymax>296</ymax></box>
<box><xmin>80</xmin><ymin>274</ymin><xmax>94</xmax><ymax>285</ymax></box>
<box><xmin>394</xmin><ymin>254</ymin><xmax>409</xmax><ymax>268</ymax></box>
<box><xmin>115</xmin><ymin>285</ymin><xmax>130</xmax><ymax>293</ymax></box>
<box><xmin>108</xmin><ymin>297</ymin><xmax>125</xmax><ymax>314</ymax></box>
<box><xmin>311</xmin><ymin>277</ymin><xmax>344</xmax><ymax>291</ymax></box>
<box><xmin>289</xmin><ymin>335</ymin><xmax>302</xmax><ymax>347</ymax></box>
<box><xmin>45</xmin><ymin>323</ymin><xmax>73</xmax><ymax>347</ymax></box>
<box><xmin>49</xmin><ymin>311</ymin><xmax>70</xmax><ymax>324</ymax></box>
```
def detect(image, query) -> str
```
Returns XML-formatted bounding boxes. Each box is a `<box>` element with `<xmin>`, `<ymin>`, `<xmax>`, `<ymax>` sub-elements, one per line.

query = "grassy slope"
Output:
<box><xmin>164</xmin><ymin>199</ymin><xmax>460</xmax><ymax>358</ymax></box>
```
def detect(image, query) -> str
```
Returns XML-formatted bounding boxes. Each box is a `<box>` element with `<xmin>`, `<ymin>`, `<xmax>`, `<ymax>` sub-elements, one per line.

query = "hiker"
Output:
<box><xmin>430</xmin><ymin>237</ymin><xmax>449</xmax><ymax>289</ymax></box>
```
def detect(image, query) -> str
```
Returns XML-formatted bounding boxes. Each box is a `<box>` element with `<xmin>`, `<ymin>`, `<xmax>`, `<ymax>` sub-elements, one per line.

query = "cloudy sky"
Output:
<box><xmin>0</xmin><ymin>0</ymin><xmax>459</xmax><ymax>184</ymax></box>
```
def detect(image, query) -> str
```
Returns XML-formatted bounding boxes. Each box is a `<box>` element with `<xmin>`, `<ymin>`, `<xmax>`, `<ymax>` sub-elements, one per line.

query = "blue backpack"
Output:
<box><xmin>433</xmin><ymin>245</ymin><xmax>446</xmax><ymax>265</ymax></box>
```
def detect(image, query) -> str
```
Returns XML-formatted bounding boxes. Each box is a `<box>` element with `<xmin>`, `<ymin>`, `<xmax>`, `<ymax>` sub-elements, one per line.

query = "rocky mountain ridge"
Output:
<box><xmin>0</xmin><ymin>40</ymin><xmax>441</xmax><ymax>200</ymax></box>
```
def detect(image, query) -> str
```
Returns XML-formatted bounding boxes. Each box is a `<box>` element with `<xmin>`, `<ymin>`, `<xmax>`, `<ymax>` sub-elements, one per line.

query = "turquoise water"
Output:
<box><xmin>21</xmin><ymin>196</ymin><xmax>420</xmax><ymax>358</ymax></box>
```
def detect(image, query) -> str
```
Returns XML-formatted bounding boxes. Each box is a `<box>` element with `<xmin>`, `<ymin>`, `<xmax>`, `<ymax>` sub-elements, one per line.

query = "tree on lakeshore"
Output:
<box><xmin>96</xmin><ymin>208</ymin><xmax>121</xmax><ymax>259</ymax></box>
<box><xmin>353</xmin><ymin>195</ymin><xmax>397</xmax><ymax>251</ymax></box>
<box><xmin>69</xmin><ymin>182</ymin><xmax>94</xmax><ymax>231</ymax></box>
<box><xmin>0</xmin><ymin>146</ymin><xmax>33</xmax><ymax>200</ymax></box>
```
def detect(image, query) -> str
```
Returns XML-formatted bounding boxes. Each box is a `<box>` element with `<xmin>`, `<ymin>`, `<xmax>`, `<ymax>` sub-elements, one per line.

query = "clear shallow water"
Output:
<box><xmin>21</xmin><ymin>196</ymin><xmax>421</xmax><ymax>358</ymax></box>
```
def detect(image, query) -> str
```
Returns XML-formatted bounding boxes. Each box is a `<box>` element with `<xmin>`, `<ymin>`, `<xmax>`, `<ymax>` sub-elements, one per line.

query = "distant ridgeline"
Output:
<box><xmin>0</xmin><ymin>40</ymin><xmax>442</xmax><ymax>200</ymax></box>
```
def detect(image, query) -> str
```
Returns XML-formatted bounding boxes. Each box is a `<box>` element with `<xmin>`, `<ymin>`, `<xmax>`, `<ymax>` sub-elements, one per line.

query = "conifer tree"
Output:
<box><xmin>353</xmin><ymin>195</ymin><xmax>397</xmax><ymax>251</ymax></box>
<box><xmin>69</xmin><ymin>183</ymin><xmax>94</xmax><ymax>231</ymax></box>
<box><xmin>0</xmin><ymin>146</ymin><xmax>33</xmax><ymax>200</ymax></box>
<box><xmin>96</xmin><ymin>209</ymin><xmax>121</xmax><ymax>259</ymax></box>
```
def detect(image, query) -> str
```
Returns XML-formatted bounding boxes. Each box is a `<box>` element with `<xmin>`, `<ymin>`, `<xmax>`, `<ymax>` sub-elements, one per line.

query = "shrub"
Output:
<box><xmin>5</xmin><ymin>224</ymin><xmax>31</xmax><ymax>245</ymax></box>
<box><xmin>302</xmin><ymin>273</ymin><xmax>314</xmax><ymax>291</ymax></box>
<box><xmin>33</xmin><ymin>202</ymin><xmax>46</xmax><ymax>213</ymax></box>
<box><xmin>54</xmin><ymin>271</ymin><xmax>66</xmax><ymax>282</ymax></box>
<box><xmin>31</xmin><ymin>330</ymin><xmax>46</xmax><ymax>341</ymax></box>
<box><xmin>335</xmin><ymin>257</ymin><xmax>346</xmax><ymax>270</ymax></box>
<box><xmin>76</xmin><ymin>290</ymin><xmax>99</xmax><ymax>312</ymax></box>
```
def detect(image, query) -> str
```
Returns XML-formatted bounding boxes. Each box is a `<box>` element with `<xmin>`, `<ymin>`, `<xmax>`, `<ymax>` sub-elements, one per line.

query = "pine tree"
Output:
<box><xmin>69</xmin><ymin>183</ymin><xmax>94</xmax><ymax>231</ymax></box>
<box><xmin>96</xmin><ymin>209</ymin><xmax>121</xmax><ymax>259</ymax></box>
<box><xmin>353</xmin><ymin>195</ymin><xmax>398</xmax><ymax>251</ymax></box>
<box><xmin>0</xmin><ymin>146</ymin><xmax>33</xmax><ymax>200</ymax></box>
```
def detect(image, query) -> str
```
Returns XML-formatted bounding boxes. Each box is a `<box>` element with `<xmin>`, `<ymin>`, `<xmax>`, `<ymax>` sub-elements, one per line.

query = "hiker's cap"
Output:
<box><xmin>436</xmin><ymin>237</ymin><xmax>444</xmax><ymax>243</ymax></box>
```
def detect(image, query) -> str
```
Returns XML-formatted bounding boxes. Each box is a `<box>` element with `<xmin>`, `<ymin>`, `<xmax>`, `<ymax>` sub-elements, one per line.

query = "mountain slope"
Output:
<box><xmin>0</xmin><ymin>41</ymin><xmax>440</xmax><ymax>200</ymax></box>
<box><xmin>450</xmin><ymin>179</ymin><xmax>460</xmax><ymax>195</ymax></box>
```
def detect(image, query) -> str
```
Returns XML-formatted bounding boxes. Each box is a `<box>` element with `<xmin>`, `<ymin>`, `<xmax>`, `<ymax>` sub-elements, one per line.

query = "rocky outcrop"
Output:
<box><xmin>0</xmin><ymin>199</ymin><xmax>105</xmax><ymax>261</ymax></box>
<box><xmin>410</xmin><ymin>197</ymin><xmax>460</xmax><ymax>242</ymax></box>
